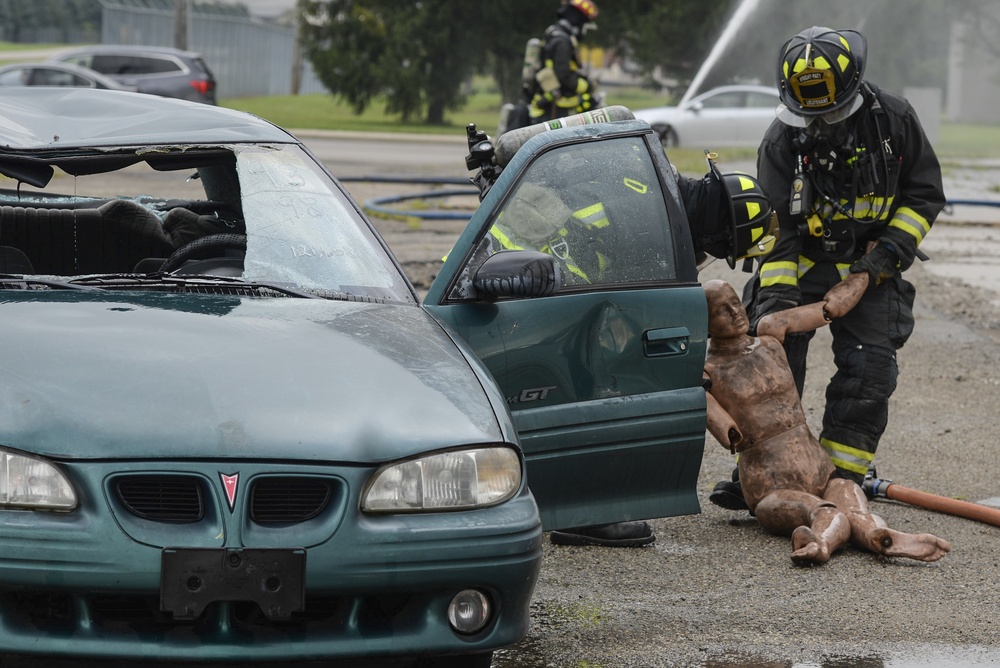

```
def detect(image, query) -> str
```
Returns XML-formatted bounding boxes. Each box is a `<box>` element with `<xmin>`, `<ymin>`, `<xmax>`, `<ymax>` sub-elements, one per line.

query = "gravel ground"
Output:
<box><xmin>347</xmin><ymin>171</ymin><xmax>1000</xmax><ymax>667</ymax></box>
<box><xmin>6</xmin><ymin>133</ymin><xmax>995</xmax><ymax>668</ymax></box>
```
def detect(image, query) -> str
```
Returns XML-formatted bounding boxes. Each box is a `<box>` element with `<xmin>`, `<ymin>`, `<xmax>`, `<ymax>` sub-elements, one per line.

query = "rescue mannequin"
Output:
<box><xmin>703</xmin><ymin>277</ymin><xmax>951</xmax><ymax>564</ymax></box>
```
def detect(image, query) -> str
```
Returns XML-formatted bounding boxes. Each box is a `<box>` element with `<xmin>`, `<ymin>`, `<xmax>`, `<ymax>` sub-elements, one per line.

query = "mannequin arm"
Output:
<box><xmin>756</xmin><ymin>271</ymin><xmax>870</xmax><ymax>342</ymax></box>
<box><xmin>706</xmin><ymin>389</ymin><xmax>742</xmax><ymax>454</ymax></box>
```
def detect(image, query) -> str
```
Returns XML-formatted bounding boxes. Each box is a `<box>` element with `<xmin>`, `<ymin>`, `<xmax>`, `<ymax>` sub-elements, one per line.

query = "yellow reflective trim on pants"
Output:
<box><xmin>836</xmin><ymin>262</ymin><xmax>852</xmax><ymax>280</ymax></box>
<box><xmin>820</xmin><ymin>437</ymin><xmax>874</xmax><ymax>476</ymax></box>
<box><xmin>759</xmin><ymin>260</ymin><xmax>799</xmax><ymax>288</ymax></box>
<box><xmin>573</xmin><ymin>202</ymin><xmax>609</xmax><ymax>228</ymax></box>
<box><xmin>889</xmin><ymin>206</ymin><xmax>931</xmax><ymax>244</ymax></box>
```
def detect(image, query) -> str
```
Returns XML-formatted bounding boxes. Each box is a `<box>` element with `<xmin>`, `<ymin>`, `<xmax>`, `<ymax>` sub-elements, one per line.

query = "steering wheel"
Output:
<box><xmin>161</xmin><ymin>233</ymin><xmax>247</xmax><ymax>273</ymax></box>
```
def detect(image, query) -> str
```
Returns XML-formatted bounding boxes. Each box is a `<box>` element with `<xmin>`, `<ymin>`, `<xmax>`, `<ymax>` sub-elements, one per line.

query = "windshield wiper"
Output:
<box><xmin>68</xmin><ymin>273</ymin><xmax>324</xmax><ymax>299</ymax></box>
<box><xmin>0</xmin><ymin>274</ymin><xmax>100</xmax><ymax>291</ymax></box>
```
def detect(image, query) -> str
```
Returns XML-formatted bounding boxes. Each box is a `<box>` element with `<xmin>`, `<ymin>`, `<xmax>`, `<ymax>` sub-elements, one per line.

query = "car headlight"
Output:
<box><xmin>362</xmin><ymin>446</ymin><xmax>521</xmax><ymax>512</ymax></box>
<box><xmin>1</xmin><ymin>447</ymin><xmax>77</xmax><ymax>511</ymax></box>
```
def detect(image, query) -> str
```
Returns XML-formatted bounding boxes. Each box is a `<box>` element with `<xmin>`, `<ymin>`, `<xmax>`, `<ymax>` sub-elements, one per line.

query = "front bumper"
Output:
<box><xmin>0</xmin><ymin>460</ymin><xmax>543</xmax><ymax>661</ymax></box>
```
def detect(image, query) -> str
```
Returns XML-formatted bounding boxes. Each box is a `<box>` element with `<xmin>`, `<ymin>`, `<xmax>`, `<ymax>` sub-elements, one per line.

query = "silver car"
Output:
<box><xmin>0</xmin><ymin>62</ymin><xmax>133</xmax><ymax>91</ymax></box>
<box><xmin>49</xmin><ymin>45</ymin><xmax>217</xmax><ymax>104</ymax></box>
<box><xmin>633</xmin><ymin>84</ymin><xmax>780</xmax><ymax>148</ymax></box>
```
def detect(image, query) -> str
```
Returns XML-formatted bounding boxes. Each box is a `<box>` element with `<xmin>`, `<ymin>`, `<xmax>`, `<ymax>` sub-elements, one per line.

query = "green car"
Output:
<box><xmin>0</xmin><ymin>89</ymin><xmax>713</xmax><ymax>666</ymax></box>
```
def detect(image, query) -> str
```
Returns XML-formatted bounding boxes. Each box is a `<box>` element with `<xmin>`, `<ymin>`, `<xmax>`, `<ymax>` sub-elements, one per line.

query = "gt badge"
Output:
<box><xmin>220</xmin><ymin>473</ymin><xmax>240</xmax><ymax>511</ymax></box>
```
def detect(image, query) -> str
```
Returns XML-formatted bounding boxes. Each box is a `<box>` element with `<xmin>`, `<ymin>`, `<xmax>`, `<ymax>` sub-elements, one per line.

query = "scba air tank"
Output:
<box><xmin>494</xmin><ymin>105</ymin><xmax>636</xmax><ymax>167</ymax></box>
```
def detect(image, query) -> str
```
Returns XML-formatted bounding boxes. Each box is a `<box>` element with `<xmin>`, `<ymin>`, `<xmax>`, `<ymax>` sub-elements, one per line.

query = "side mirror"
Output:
<box><xmin>473</xmin><ymin>250</ymin><xmax>562</xmax><ymax>301</ymax></box>
<box><xmin>688</xmin><ymin>101</ymin><xmax>704</xmax><ymax>114</ymax></box>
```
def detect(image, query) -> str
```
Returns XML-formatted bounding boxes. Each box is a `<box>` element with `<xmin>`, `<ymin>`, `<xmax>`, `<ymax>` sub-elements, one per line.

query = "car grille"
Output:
<box><xmin>250</xmin><ymin>477</ymin><xmax>333</xmax><ymax>523</ymax></box>
<box><xmin>0</xmin><ymin>590</ymin><xmax>426</xmax><ymax>640</ymax></box>
<box><xmin>113</xmin><ymin>474</ymin><xmax>335</xmax><ymax>525</ymax></box>
<box><xmin>115</xmin><ymin>475</ymin><xmax>204</xmax><ymax>522</ymax></box>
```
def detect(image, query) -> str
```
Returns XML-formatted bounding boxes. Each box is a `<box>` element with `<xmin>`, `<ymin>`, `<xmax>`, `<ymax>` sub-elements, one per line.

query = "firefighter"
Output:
<box><xmin>710</xmin><ymin>26</ymin><xmax>946</xmax><ymax>512</ymax></box>
<box><xmin>527</xmin><ymin>0</ymin><xmax>600</xmax><ymax>125</ymax></box>
<box><xmin>486</xmin><ymin>181</ymin><xmax>612</xmax><ymax>286</ymax></box>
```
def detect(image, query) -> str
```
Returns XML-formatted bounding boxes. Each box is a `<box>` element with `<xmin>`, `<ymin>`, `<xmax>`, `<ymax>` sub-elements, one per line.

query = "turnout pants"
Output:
<box><xmin>782</xmin><ymin>262</ymin><xmax>916</xmax><ymax>484</ymax></box>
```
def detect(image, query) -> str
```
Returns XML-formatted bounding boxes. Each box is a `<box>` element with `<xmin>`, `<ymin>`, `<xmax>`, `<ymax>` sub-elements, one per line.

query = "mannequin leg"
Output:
<box><xmin>754</xmin><ymin>489</ymin><xmax>851</xmax><ymax>564</ymax></box>
<box><xmin>823</xmin><ymin>478</ymin><xmax>951</xmax><ymax>562</ymax></box>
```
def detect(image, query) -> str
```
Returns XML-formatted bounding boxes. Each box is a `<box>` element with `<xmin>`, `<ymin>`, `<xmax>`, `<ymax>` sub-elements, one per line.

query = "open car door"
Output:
<box><xmin>425</xmin><ymin>121</ymin><xmax>708</xmax><ymax>531</ymax></box>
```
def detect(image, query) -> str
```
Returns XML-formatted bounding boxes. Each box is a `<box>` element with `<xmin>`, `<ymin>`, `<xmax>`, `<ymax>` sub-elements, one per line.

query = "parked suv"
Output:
<box><xmin>49</xmin><ymin>45</ymin><xmax>217</xmax><ymax>104</ymax></box>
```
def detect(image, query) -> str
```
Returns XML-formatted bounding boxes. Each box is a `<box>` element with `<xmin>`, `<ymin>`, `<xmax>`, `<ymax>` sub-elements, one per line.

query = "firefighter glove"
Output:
<box><xmin>849</xmin><ymin>242</ymin><xmax>899</xmax><ymax>286</ymax></box>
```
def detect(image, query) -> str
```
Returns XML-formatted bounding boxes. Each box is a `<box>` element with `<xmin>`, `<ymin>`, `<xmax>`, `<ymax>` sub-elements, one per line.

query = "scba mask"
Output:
<box><xmin>778</xmin><ymin>92</ymin><xmax>863</xmax><ymax>139</ymax></box>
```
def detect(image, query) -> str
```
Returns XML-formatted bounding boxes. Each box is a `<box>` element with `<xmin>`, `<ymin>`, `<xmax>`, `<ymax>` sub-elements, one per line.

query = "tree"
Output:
<box><xmin>479</xmin><ymin>1</ymin><xmax>561</xmax><ymax>105</ymax></box>
<box><xmin>603</xmin><ymin>0</ymin><xmax>739</xmax><ymax>94</ymax></box>
<box><xmin>0</xmin><ymin>0</ymin><xmax>102</xmax><ymax>43</ymax></box>
<box><xmin>300</xmin><ymin>0</ymin><xmax>488</xmax><ymax>124</ymax></box>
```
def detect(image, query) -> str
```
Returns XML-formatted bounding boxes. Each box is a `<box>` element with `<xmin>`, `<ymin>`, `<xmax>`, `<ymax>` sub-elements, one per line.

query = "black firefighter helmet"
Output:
<box><xmin>776</xmin><ymin>26</ymin><xmax>867</xmax><ymax>128</ymax></box>
<box><xmin>703</xmin><ymin>154</ymin><xmax>778</xmax><ymax>268</ymax></box>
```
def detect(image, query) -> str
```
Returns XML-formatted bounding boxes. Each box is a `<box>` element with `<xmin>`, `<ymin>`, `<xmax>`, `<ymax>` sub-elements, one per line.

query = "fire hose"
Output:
<box><xmin>864</xmin><ymin>477</ymin><xmax>1000</xmax><ymax>528</ymax></box>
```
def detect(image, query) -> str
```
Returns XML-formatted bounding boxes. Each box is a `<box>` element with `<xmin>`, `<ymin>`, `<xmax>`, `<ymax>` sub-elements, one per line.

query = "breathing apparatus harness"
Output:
<box><xmin>789</xmin><ymin>82</ymin><xmax>901</xmax><ymax>262</ymax></box>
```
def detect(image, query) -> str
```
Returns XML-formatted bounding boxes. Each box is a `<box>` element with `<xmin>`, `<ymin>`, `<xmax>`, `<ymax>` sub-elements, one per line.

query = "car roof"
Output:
<box><xmin>0</xmin><ymin>88</ymin><xmax>296</xmax><ymax>150</ymax></box>
<box><xmin>51</xmin><ymin>44</ymin><xmax>207</xmax><ymax>59</ymax></box>
<box><xmin>692</xmin><ymin>84</ymin><xmax>778</xmax><ymax>97</ymax></box>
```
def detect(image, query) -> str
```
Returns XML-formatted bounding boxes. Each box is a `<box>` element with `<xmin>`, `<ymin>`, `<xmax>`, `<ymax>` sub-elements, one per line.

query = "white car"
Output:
<box><xmin>633</xmin><ymin>84</ymin><xmax>780</xmax><ymax>148</ymax></box>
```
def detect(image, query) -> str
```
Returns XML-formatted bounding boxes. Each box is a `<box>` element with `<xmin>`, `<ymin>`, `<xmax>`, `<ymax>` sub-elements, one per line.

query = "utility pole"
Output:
<box><xmin>174</xmin><ymin>0</ymin><xmax>189</xmax><ymax>51</ymax></box>
<box><xmin>291</xmin><ymin>5</ymin><xmax>302</xmax><ymax>95</ymax></box>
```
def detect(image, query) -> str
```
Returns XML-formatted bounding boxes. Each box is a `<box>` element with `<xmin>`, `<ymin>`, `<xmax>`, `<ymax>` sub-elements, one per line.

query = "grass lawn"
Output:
<box><xmin>221</xmin><ymin>89</ymin><xmax>751</xmax><ymax>175</ymax></box>
<box><xmin>222</xmin><ymin>90</ymin><xmax>1000</xmax><ymax>168</ymax></box>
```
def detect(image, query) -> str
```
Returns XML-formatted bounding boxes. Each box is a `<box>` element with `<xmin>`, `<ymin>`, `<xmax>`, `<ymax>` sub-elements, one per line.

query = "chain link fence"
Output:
<box><xmin>101</xmin><ymin>1</ymin><xmax>327</xmax><ymax>98</ymax></box>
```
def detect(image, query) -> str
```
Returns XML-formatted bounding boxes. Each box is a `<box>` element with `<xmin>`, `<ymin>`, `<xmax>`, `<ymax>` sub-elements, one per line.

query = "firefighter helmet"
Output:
<box><xmin>722</xmin><ymin>172</ymin><xmax>778</xmax><ymax>268</ymax></box>
<box><xmin>776</xmin><ymin>26</ymin><xmax>866</xmax><ymax>126</ymax></box>
<box><xmin>566</xmin><ymin>0</ymin><xmax>599</xmax><ymax>21</ymax></box>
<box><xmin>705</xmin><ymin>157</ymin><xmax>777</xmax><ymax>268</ymax></box>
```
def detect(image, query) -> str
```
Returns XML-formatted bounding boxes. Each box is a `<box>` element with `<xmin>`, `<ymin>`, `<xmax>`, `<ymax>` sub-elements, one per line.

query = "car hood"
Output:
<box><xmin>633</xmin><ymin>106</ymin><xmax>681</xmax><ymax>125</ymax></box>
<box><xmin>0</xmin><ymin>292</ymin><xmax>503</xmax><ymax>462</ymax></box>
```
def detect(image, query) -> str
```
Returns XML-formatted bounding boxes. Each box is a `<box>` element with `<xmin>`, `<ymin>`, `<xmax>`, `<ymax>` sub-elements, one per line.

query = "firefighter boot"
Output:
<box><xmin>549</xmin><ymin>521</ymin><xmax>655</xmax><ymax>547</ymax></box>
<box><xmin>709</xmin><ymin>466</ymin><xmax>750</xmax><ymax>512</ymax></box>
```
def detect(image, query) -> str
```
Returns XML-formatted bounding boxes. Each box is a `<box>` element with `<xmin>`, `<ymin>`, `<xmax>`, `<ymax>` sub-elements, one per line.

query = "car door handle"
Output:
<box><xmin>643</xmin><ymin>327</ymin><xmax>690</xmax><ymax>357</ymax></box>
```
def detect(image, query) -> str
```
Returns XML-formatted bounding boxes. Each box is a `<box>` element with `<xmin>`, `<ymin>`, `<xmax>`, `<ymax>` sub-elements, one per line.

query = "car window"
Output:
<box><xmin>57</xmin><ymin>54</ymin><xmax>92</xmax><ymax>68</ymax></box>
<box><xmin>699</xmin><ymin>92</ymin><xmax>743</xmax><ymax>109</ymax></box>
<box><xmin>236</xmin><ymin>146</ymin><xmax>409</xmax><ymax>297</ymax></box>
<box><xmin>462</xmin><ymin>136</ymin><xmax>676</xmax><ymax>293</ymax></box>
<box><xmin>91</xmin><ymin>54</ymin><xmax>182</xmax><ymax>75</ymax></box>
<box><xmin>1</xmin><ymin>144</ymin><xmax>413</xmax><ymax>302</ymax></box>
<box><xmin>30</xmin><ymin>68</ymin><xmax>90</xmax><ymax>87</ymax></box>
<box><xmin>746</xmin><ymin>91</ymin><xmax>779</xmax><ymax>107</ymax></box>
<box><xmin>0</xmin><ymin>68</ymin><xmax>26</xmax><ymax>85</ymax></box>
<box><xmin>192</xmin><ymin>57</ymin><xmax>216</xmax><ymax>79</ymax></box>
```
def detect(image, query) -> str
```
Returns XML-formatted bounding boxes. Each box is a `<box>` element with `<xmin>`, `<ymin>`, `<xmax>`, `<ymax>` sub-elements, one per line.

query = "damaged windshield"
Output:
<box><xmin>0</xmin><ymin>144</ymin><xmax>414</xmax><ymax>303</ymax></box>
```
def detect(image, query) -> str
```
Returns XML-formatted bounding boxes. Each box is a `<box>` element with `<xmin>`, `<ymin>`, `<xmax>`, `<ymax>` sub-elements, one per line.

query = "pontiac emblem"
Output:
<box><xmin>220</xmin><ymin>473</ymin><xmax>240</xmax><ymax>511</ymax></box>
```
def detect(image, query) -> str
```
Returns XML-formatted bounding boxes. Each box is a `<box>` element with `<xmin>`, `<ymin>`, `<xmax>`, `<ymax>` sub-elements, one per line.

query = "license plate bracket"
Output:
<box><xmin>161</xmin><ymin>547</ymin><xmax>305</xmax><ymax>621</ymax></box>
